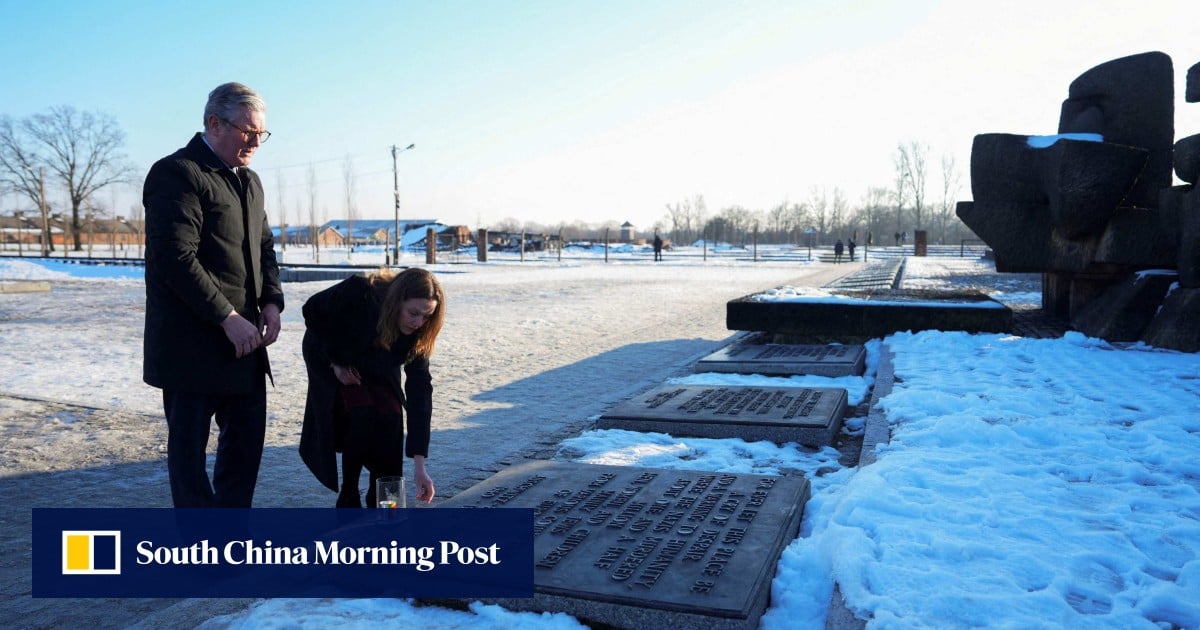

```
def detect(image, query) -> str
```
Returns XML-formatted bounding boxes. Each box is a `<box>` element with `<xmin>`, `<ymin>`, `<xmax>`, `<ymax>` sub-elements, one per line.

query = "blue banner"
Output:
<box><xmin>33</xmin><ymin>508</ymin><xmax>533</xmax><ymax>598</ymax></box>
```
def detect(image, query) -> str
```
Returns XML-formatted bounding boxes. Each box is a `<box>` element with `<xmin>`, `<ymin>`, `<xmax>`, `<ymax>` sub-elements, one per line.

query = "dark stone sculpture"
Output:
<box><xmin>957</xmin><ymin>51</ymin><xmax>1200</xmax><ymax>352</ymax></box>
<box><xmin>1187</xmin><ymin>61</ymin><xmax>1200</xmax><ymax>103</ymax></box>
<box><xmin>1058</xmin><ymin>52</ymin><xmax>1174</xmax><ymax>209</ymax></box>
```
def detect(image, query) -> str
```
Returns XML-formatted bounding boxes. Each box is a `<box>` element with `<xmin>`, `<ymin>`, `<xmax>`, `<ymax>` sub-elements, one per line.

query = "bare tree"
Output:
<box><xmin>664</xmin><ymin>198</ymin><xmax>690</xmax><ymax>242</ymax></box>
<box><xmin>128</xmin><ymin>176</ymin><xmax>145</xmax><ymax>257</ymax></box>
<box><xmin>275</xmin><ymin>170</ymin><xmax>288</xmax><ymax>251</ymax></box>
<box><xmin>807</xmin><ymin>186</ymin><xmax>829</xmax><ymax>242</ymax></box>
<box><xmin>495</xmin><ymin>216</ymin><xmax>522</xmax><ymax>233</ymax></box>
<box><xmin>767</xmin><ymin>200</ymin><xmax>789</xmax><ymax>241</ymax></box>
<box><xmin>860</xmin><ymin>186</ymin><xmax>890</xmax><ymax>246</ymax></box>
<box><xmin>830</xmin><ymin>187</ymin><xmax>847</xmax><ymax>239</ymax></box>
<box><xmin>0</xmin><ymin>117</ymin><xmax>54</xmax><ymax>251</ymax></box>
<box><xmin>307</xmin><ymin>163</ymin><xmax>320</xmax><ymax>263</ymax></box>
<box><xmin>786</xmin><ymin>202</ymin><xmax>810</xmax><ymax>245</ymax></box>
<box><xmin>690</xmin><ymin>194</ymin><xmax>708</xmax><ymax>245</ymax></box>
<box><xmin>343</xmin><ymin>155</ymin><xmax>357</xmax><ymax>258</ymax></box>
<box><xmin>129</xmin><ymin>202</ymin><xmax>144</xmax><ymax>257</ymax></box>
<box><xmin>0</xmin><ymin>106</ymin><xmax>135</xmax><ymax>251</ymax></box>
<box><xmin>891</xmin><ymin>152</ymin><xmax>908</xmax><ymax>244</ymax></box>
<box><xmin>938</xmin><ymin>153</ymin><xmax>962</xmax><ymax>244</ymax></box>
<box><xmin>896</xmin><ymin>140</ymin><xmax>929</xmax><ymax>231</ymax></box>
<box><xmin>714</xmin><ymin>205</ymin><xmax>748</xmax><ymax>244</ymax></box>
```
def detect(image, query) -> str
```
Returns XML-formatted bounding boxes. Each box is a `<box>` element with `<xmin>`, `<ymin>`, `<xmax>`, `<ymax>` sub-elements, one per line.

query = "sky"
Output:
<box><xmin>3</xmin><ymin>1</ymin><xmax>1200</xmax><ymax>231</ymax></box>
<box><xmin>3</xmin><ymin>252</ymin><xmax>1198</xmax><ymax>628</ymax></box>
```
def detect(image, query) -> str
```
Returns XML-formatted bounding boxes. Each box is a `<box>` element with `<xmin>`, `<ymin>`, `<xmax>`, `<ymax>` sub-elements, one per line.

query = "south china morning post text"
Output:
<box><xmin>133</xmin><ymin>537</ymin><xmax>499</xmax><ymax>571</ymax></box>
<box><xmin>33</xmin><ymin>508</ymin><xmax>534</xmax><ymax>598</ymax></box>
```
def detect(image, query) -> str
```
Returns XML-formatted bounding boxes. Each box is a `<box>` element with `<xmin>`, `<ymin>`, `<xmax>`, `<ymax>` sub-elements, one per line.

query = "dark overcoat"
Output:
<box><xmin>298</xmin><ymin>275</ymin><xmax>432</xmax><ymax>492</ymax></box>
<box><xmin>142</xmin><ymin>133</ymin><xmax>284</xmax><ymax>394</ymax></box>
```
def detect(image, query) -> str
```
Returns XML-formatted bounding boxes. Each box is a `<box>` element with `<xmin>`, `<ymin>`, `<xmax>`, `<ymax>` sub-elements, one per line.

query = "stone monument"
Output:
<box><xmin>957</xmin><ymin>52</ymin><xmax>1200</xmax><ymax>351</ymax></box>
<box><xmin>726</xmin><ymin>288</ymin><xmax>1012</xmax><ymax>342</ymax></box>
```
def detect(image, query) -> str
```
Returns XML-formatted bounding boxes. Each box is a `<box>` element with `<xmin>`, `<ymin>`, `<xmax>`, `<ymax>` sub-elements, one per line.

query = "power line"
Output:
<box><xmin>255</xmin><ymin>150</ymin><xmax>378</xmax><ymax>172</ymax></box>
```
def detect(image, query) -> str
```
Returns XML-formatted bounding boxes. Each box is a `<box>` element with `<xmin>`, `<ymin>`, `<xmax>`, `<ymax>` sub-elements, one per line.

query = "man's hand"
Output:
<box><xmin>220</xmin><ymin>311</ymin><xmax>262</xmax><ymax>358</ymax></box>
<box><xmin>260</xmin><ymin>303</ymin><xmax>281</xmax><ymax>347</ymax></box>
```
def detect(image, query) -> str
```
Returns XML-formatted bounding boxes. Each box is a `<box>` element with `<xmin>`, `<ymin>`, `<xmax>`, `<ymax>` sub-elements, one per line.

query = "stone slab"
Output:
<box><xmin>0</xmin><ymin>280</ymin><xmax>51</xmax><ymax>293</ymax></box>
<box><xmin>436</xmin><ymin>459</ymin><xmax>810</xmax><ymax>630</ymax></box>
<box><xmin>597</xmin><ymin>384</ymin><xmax>846</xmax><ymax>448</ymax></box>
<box><xmin>728</xmin><ymin>288</ymin><xmax>1012</xmax><ymax>340</ymax></box>
<box><xmin>278</xmin><ymin>268</ymin><xmax>367</xmax><ymax>283</ymax></box>
<box><xmin>694</xmin><ymin>343</ymin><xmax>865</xmax><ymax>377</ymax></box>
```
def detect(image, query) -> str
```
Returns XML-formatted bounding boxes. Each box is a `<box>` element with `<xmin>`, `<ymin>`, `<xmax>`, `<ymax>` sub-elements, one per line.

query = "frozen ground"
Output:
<box><xmin>2</xmin><ymin>246</ymin><xmax>1197</xmax><ymax>629</ymax></box>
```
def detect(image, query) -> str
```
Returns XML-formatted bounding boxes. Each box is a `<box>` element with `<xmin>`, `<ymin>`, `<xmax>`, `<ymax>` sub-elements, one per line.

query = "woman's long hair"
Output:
<box><xmin>371</xmin><ymin>267</ymin><xmax>445</xmax><ymax>360</ymax></box>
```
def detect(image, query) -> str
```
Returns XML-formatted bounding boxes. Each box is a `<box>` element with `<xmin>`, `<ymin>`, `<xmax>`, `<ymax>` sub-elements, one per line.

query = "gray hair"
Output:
<box><xmin>203</xmin><ymin>82</ymin><xmax>266</xmax><ymax>126</ymax></box>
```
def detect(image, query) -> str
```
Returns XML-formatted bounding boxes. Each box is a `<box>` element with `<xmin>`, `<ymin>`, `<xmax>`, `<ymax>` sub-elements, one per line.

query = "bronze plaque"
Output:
<box><xmin>438</xmin><ymin>460</ymin><xmax>810</xmax><ymax>629</ymax></box>
<box><xmin>695</xmin><ymin>343</ymin><xmax>865</xmax><ymax>377</ymax></box>
<box><xmin>598</xmin><ymin>384</ymin><xmax>847</xmax><ymax>447</ymax></box>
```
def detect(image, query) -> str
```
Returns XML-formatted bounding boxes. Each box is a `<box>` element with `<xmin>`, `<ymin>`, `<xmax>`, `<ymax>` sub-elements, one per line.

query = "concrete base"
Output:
<box><xmin>1141</xmin><ymin>286</ymin><xmax>1200</xmax><ymax>352</ymax></box>
<box><xmin>1071</xmin><ymin>270</ymin><xmax>1178</xmax><ymax>341</ymax></box>
<box><xmin>728</xmin><ymin>289</ymin><xmax>1012</xmax><ymax>340</ymax></box>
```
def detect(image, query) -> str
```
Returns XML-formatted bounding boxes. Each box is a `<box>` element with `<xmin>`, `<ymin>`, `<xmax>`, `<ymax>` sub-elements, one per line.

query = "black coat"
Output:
<box><xmin>298</xmin><ymin>275</ymin><xmax>433</xmax><ymax>492</ymax></box>
<box><xmin>142</xmin><ymin>133</ymin><xmax>284</xmax><ymax>394</ymax></box>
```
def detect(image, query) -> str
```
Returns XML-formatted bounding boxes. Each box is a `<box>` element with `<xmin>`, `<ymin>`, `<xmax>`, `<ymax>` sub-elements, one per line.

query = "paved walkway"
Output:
<box><xmin>2</xmin><ymin>258</ymin><xmax>1048</xmax><ymax>628</ymax></box>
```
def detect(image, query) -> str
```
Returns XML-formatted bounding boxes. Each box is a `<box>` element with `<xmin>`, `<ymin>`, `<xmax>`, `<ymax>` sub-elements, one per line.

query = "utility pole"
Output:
<box><xmin>390</xmin><ymin>143</ymin><xmax>415</xmax><ymax>265</ymax></box>
<box><xmin>37</xmin><ymin>167</ymin><xmax>49</xmax><ymax>257</ymax></box>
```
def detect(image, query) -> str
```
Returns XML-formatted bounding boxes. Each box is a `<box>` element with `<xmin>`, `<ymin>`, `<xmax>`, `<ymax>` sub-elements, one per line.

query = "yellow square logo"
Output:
<box><xmin>61</xmin><ymin>531</ymin><xmax>121</xmax><ymax>575</ymax></box>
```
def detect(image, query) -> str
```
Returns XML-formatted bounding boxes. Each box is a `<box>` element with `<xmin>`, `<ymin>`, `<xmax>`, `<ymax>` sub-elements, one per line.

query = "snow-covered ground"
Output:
<box><xmin>2</xmin><ymin>247</ymin><xmax>1197</xmax><ymax>629</ymax></box>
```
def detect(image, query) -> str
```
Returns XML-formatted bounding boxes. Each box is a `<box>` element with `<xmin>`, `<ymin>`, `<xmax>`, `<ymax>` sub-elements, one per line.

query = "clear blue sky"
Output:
<box><xmin>2</xmin><ymin>0</ymin><xmax>1198</xmax><ymax>231</ymax></box>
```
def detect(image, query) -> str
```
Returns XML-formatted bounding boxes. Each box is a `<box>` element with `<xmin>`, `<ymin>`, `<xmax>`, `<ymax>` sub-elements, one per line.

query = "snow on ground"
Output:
<box><xmin>3</xmin><ymin>246</ymin><xmax>1198</xmax><ymax>629</ymax></box>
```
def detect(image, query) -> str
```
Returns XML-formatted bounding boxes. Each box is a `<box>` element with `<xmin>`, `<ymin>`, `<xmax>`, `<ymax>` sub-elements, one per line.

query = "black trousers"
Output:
<box><xmin>162</xmin><ymin>378</ymin><xmax>266</xmax><ymax>508</ymax></box>
<box><xmin>337</xmin><ymin>405</ymin><xmax>405</xmax><ymax>508</ymax></box>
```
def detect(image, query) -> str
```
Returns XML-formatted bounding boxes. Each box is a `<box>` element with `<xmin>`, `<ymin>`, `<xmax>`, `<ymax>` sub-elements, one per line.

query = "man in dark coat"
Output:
<box><xmin>143</xmin><ymin>82</ymin><xmax>284</xmax><ymax>507</ymax></box>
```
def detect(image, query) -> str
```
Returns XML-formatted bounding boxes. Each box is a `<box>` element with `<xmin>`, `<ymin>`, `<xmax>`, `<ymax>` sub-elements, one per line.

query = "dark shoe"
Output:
<box><xmin>335</xmin><ymin>490</ymin><xmax>362</xmax><ymax>508</ymax></box>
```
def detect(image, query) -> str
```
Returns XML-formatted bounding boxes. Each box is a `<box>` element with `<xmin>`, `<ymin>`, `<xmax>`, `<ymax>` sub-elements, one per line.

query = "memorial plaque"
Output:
<box><xmin>437</xmin><ymin>459</ymin><xmax>810</xmax><ymax>630</ymax></box>
<box><xmin>597</xmin><ymin>384</ymin><xmax>847</xmax><ymax>447</ymax></box>
<box><xmin>694</xmin><ymin>343</ymin><xmax>865</xmax><ymax>377</ymax></box>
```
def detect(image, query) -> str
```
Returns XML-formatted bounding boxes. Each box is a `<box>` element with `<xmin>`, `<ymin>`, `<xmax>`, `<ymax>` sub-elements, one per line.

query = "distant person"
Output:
<box><xmin>848</xmin><ymin>239</ymin><xmax>857</xmax><ymax>261</ymax></box>
<box><xmin>867</xmin><ymin>231</ymin><xmax>873</xmax><ymax>247</ymax></box>
<box><xmin>834</xmin><ymin>238</ymin><xmax>844</xmax><ymax>263</ymax></box>
<box><xmin>894</xmin><ymin>231</ymin><xmax>900</xmax><ymax>246</ymax></box>
<box><xmin>142</xmin><ymin>82</ymin><xmax>283</xmax><ymax>507</ymax></box>
<box><xmin>653</xmin><ymin>233</ymin><xmax>663</xmax><ymax>261</ymax></box>
<box><xmin>300</xmin><ymin>267</ymin><xmax>444</xmax><ymax>508</ymax></box>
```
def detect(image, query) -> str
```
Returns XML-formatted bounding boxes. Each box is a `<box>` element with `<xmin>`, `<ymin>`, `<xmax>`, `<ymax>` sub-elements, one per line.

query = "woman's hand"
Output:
<box><xmin>331</xmin><ymin>363</ymin><xmax>361</xmax><ymax>385</ymax></box>
<box><xmin>412</xmin><ymin>455</ymin><xmax>436</xmax><ymax>504</ymax></box>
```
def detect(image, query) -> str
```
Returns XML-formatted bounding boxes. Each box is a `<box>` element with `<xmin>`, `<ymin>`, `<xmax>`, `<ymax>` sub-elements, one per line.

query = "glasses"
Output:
<box><xmin>222</xmin><ymin>118</ymin><xmax>271</xmax><ymax>143</ymax></box>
